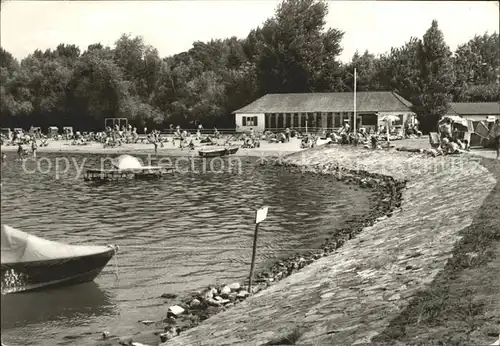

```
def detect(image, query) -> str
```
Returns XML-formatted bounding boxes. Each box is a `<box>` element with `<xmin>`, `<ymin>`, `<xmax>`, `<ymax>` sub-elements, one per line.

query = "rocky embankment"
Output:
<box><xmin>157</xmin><ymin>145</ymin><xmax>496</xmax><ymax>346</ymax></box>
<box><xmin>98</xmin><ymin>145</ymin><xmax>496</xmax><ymax>346</ymax></box>
<box><xmin>97</xmin><ymin>146</ymin><xmax>406</xmax><ymax>346</ymax></box>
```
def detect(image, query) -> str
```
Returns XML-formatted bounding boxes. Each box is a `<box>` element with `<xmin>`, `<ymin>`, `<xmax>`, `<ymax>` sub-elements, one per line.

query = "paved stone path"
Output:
<box><xmin>163</xmin><ymin>146</ymin><xmax>496</xmax><ymax>346</ymax></box>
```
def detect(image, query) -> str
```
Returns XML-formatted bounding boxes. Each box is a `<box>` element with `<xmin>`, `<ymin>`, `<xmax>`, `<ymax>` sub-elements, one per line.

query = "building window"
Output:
<box><xmin>327</xmin><ymin>113</ymin><xmax>333</xmax><ymax>128</ymax></box>
<box><xmin>242</xmin><ymin>116</ymin><xmax>258</xmax><ymax>126</ymax></box>
<box><xmin>293</xmin><ymin>113</ymin><xmax>299</xmax><ymax>127</ymax></box>
<box><xmin>363</xmin><ymin>114</ymin><xmax>377</xmax><ymax>126</ymax></box>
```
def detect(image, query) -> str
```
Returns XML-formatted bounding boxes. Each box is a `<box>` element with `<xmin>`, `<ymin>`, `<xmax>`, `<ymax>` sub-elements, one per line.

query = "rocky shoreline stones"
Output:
<box><xmin>110</xmin><ymin>158</ymin><xmax>406</xmax><ymax>346</ymax></box>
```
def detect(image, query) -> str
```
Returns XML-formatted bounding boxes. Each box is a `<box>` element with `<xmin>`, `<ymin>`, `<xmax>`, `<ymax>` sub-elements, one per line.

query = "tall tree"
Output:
<box><xmin>414</xmin><ymin>20</ymin><xmax>456</xmax><ymax>133</ymax></box>
<box><xmin>376</xmin><ymin>37</ymin><xmax>421</xmax><ymax>104</ymax></box>
<box><xmin>452</xmin><ymin>33</ymin><xmax>500</xmax><ymax>102</ymax></box>
<box><xmin>342</xmin><ymin>50</ymin><xmax>383</xmax><ymax>92</ymax></box>
<box><xmin>254</xmin><ymin>0</ymin><xmax>344</xmax><ymax>94</ymax></box>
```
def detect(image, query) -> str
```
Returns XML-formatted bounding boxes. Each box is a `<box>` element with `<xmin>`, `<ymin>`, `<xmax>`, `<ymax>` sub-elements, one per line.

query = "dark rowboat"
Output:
<box><xmin>1</xmin><ymin>225</ymin><xmax>118</xmax><ymax>293</ymax></box>
<box><xmin>198</xmin><ymin>145</ymin><xmax>239</xmax><ymax>158</ymax></box>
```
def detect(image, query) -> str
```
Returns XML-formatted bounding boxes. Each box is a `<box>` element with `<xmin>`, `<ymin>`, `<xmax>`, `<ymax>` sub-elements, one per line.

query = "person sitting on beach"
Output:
<box><xmin>413</xmin><ymin>125</ymin><xmax>422</xmax><ymax>138</ymax></box>
<box><xmin>370</xmin><ymin>135</ymin><xmax>379</xmax><ymax>149</ymax></box>
<box><xmin>279</xmin><ymin>132</ymin><xmax>286</xmax><ymax>143</ymax></box>
<box><xmin>285</xmin><ymin>128</ymin><xmax>290</xmax><ymax>142</ymax></box>
<box><xmin>455</xmin><ymin>139</ymin><xmax>467</xmax><ymax>151</ymax></box>
<box><xmin>330</xmin><ymin>132</ymin><xmax>340</xmax><ymax>143</ymax></box>
<box><xmin>441</xmin><ymin>138</ymin><xmax>460</xmax><ymax>155</ymax></box>
<box><xmin>301</xmin><ymin>136</ymin><xmax>309</xmax><ymax>148</ymax></box>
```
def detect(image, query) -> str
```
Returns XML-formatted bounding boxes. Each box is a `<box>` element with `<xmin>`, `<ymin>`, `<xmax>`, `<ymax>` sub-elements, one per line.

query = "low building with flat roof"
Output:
<box><xmin>446</xmin><ymin>102</ymin><xmax>500</xmax><ymax>148</ymax></box>
<box><xmin>446</xmin><ymin>102</ymin><xmax>500</xmax><ymax>122</ymax></box>
<box><xmin>232</xmin><ymin>91</ymin><xmax>415</xmax><ymax>133</ymax></box>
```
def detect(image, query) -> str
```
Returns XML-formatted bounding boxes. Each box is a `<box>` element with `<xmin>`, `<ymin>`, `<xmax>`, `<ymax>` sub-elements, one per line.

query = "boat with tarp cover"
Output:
<box><xmin>1</xmin><ymin>225</ymin><xmax>118</xmax><ymax>293</ymax></box>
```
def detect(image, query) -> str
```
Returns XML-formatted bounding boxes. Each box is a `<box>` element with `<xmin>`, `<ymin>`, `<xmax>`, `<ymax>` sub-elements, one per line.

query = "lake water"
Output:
<box><xmin>0</xmin><ymin>152</ymin><xmax>373</xmax><ymax>346</ymax></box>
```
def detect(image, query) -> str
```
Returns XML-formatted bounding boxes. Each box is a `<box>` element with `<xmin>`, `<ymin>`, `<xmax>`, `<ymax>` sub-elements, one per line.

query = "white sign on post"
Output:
<box><xmin>255</xmin><ymin>206</ymin><xmax>269</xmax><ymax>224</ymax></box>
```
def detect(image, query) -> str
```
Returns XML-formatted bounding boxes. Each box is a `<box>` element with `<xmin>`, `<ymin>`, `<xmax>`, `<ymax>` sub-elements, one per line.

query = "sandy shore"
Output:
<box><xmin>0</xmin><ymin>138</ymin><xmax>304</xmax><ymax>158</ymax></box>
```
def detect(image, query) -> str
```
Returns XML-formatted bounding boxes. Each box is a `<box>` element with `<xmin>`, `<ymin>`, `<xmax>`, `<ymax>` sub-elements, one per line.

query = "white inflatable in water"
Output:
<box><xmin>112</xmin><ymin>155</ymin><xmax>143</xmax><ymax>170</ymax></box>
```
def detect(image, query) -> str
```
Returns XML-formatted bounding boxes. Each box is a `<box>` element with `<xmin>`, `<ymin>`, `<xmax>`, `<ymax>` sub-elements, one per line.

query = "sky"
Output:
<box><xmin>1</xmin><ymin>1</ymin><xmax>498</xmax><ymax>63</ymax></box>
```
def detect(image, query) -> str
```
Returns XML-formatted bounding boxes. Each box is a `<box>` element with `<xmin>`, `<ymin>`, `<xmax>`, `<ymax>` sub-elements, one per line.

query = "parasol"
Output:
<box><xmin>378</xmin><ymin>114</ymin><xmax>401</xmax><ymax>143</ymax></box>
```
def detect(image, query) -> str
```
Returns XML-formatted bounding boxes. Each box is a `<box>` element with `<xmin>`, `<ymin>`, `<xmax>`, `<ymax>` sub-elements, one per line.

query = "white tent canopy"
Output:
<box><xmin>439</xmin><ymin>115</ymin><xmax>469</xmax><ymax>128</ymax></box>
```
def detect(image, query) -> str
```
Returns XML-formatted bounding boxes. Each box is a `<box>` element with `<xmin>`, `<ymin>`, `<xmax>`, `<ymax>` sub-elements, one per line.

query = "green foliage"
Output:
<box><xmin>452</xmin><ymin>33</ymin><xmax>500</xmax><ymax>102</ymax></box>
<box><xmin>414</xmin><ymin>20</ymin><xmax>456</xmax><ymax>133</ymax></box>
<box><xmin>0</xmin><ymin>3</ymin><xmax>497</xmax><ymax>132</ymax></box>
<box><xmin>254</xmin><ymin>0</ymin><xmax>344</xmax><ymax>93</ymax></box>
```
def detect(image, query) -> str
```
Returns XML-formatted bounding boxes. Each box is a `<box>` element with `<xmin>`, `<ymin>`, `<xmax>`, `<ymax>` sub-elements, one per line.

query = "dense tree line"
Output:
<box><xmin>0</xmin><ymin>0</ymin><xmax>498</xmax><ymax>133</ymax></box>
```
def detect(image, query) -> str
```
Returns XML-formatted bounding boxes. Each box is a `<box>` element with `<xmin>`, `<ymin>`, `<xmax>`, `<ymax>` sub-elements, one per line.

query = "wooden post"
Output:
<box><xmin>248</xmin><ymin>206</ymin><xmax>268</xmax><ymax>294</ymax></box>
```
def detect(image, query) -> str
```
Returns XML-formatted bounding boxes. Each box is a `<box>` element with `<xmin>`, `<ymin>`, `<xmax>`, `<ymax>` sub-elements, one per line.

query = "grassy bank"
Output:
<box><xmin>374</xmin><ymin>157</ymin><xmax>500</xmax><ymax>345</ymax></box>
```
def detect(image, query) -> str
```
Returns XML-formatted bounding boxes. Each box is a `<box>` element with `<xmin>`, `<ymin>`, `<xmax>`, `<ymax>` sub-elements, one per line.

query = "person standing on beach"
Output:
<box><xmin>490</xmin><ymin>119</ymin><xmax>500</xmax><ymax>159</ymax></box>
<box><xmin>31</xmin><ymin>139</ymin><xmax>37</xmax><ymax>158</ymax></box>
<box><xmin>439</xmin><ymin>118</ymin><xmax>452</xmax><ymax>140</ymax></box>
<box><xmin>17</xmin><ymin>143</ymin><xmax>24</xmax><ymax>160</ymax></box>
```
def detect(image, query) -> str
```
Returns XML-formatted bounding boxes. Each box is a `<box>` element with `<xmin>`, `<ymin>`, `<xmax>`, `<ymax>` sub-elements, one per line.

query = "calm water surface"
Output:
<box><xmin>1</xmin><ymin>152</ymin><xmax>373</xmax><ymax>346</ymax></box>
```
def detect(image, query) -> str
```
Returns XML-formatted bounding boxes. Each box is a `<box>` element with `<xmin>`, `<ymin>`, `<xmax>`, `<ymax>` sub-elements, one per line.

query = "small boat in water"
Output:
<box><xmin>1</xmin><ymin>225</ymin><xmax>118</xmax><ymax>293</ymax></box>
<box><xmin>198</xmin><ymin>145</ymin><xmax>239</xmax><ymax>158</ymax></box>
<box><xmin>83</xmin><ymin>154</ymin><xmax>173</xmax><ymax>182</ymax></box>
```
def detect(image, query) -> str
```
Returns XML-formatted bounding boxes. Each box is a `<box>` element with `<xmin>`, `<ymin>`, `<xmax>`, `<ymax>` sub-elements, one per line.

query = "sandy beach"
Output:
<box><xmin>0</xmin><ymin>138</ymin><xmax>304</xmax><ymax>158</ymax></box>
<box><xmin>3</xmin><ymin>137</ymin><xmax>496</xmax><ymax>160</ymax></box>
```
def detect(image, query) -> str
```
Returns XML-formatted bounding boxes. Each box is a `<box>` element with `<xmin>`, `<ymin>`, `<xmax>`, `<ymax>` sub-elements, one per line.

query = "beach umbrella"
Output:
<box><xmin>378</xmin><ymin>114</ymin><xmax>400</xmax><ymax>143</ymax></box>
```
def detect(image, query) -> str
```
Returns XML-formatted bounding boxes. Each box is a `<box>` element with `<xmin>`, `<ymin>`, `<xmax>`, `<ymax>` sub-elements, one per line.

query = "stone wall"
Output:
<box><xmin>162</xmin><ymin>146</ymin><xmax>496</xmax><ymax>346</ymax></box>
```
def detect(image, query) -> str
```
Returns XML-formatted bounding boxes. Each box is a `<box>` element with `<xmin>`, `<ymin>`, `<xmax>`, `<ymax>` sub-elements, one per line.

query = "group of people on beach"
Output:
<box><xmin>15</xmin><ymin>140</ymin><xmax>37</xmax><ymax>160</ymax></box>
<box><xmin>324</xmin><ymin>121</ymin><xmax>385</xmax><ymax>148</ymax></box>
<box><xmin>437</xmin><ymin>118</ymin><xmax>470</xmax><ymax>154</ymax></box>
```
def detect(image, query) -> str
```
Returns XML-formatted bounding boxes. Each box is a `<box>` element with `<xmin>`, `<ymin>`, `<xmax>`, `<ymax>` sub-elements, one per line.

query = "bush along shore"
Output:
<box><xmin>99</xmin><ymin>161</ymin><xmax>406</xmax><ymax>346</ymax></box>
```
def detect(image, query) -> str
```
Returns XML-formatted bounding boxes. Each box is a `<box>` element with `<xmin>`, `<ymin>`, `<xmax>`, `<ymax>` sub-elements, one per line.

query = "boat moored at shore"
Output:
<box><xmin>1</xmin><ymin>225</ymin><xmax>118</xmax><ymax>294</ymax></box>
<box><xmin>198</xmin><ymin>145</ymin><xmax>239</xmax><ymax>158</ymax></box>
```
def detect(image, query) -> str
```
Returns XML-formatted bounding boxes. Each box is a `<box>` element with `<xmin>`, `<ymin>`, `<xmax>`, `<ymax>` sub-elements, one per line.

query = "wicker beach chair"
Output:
<box><xmin>429</xmin><ymin>132</ymin><xmax>440</xmax><ymax>148</ymax></box>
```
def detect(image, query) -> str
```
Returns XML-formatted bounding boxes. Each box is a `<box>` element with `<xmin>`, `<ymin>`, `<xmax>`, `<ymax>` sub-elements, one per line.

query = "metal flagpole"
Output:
<box><xmin>353</xmin><ymin>68</ymin><xmax>357</xmax><ymax>134</ymax></box>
